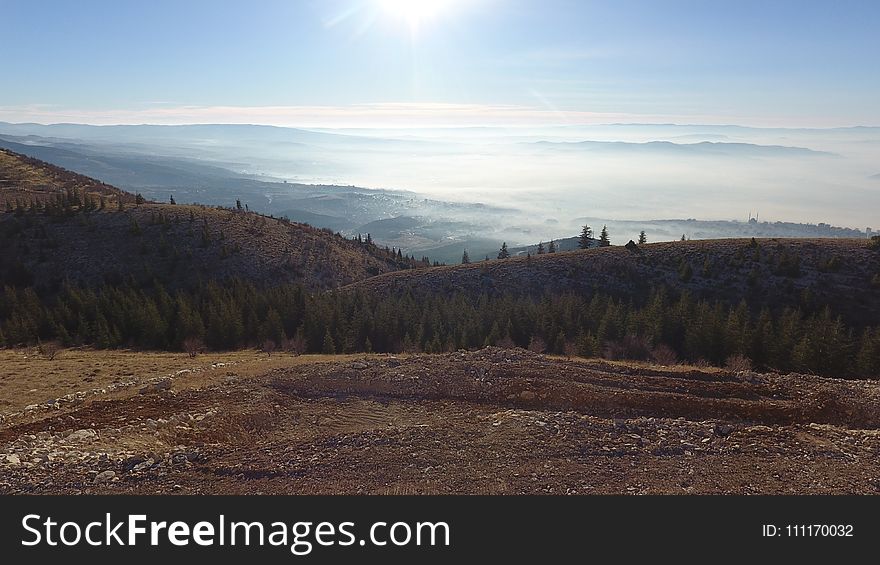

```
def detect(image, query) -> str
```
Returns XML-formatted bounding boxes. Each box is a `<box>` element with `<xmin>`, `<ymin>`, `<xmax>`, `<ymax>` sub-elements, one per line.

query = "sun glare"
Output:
<box><xmin>378</xmin><ymin>0</ymin><xmax>457</xmax><ymax>32</ymax></box>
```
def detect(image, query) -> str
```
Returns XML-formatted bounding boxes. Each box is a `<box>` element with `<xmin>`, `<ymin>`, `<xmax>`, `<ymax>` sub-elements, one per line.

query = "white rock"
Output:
<box><xmin>94</xmin><ymin>470</ymin><xmax>116</xmax><ymax>483</ymax></box>
<box><xmin>67</xmin><ymin>429</ymin><xmax>98</xmax><ymax>442</ymax></box>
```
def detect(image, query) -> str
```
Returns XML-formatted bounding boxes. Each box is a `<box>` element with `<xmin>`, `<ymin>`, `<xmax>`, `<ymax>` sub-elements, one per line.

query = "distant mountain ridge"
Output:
<box><xmin>528</xmin><ymin>139</ymin><xmax>834</xmax><ymax>157</ymax></box>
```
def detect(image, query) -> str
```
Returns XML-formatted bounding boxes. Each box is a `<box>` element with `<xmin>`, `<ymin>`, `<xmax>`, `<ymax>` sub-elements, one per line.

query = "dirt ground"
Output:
<box><xmin>1</xmin><ymin>347</ymin><xmax>878</xmax><ymax>495</ymax></box>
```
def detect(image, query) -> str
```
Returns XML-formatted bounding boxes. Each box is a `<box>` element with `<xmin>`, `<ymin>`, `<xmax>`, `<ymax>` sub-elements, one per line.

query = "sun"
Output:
<box><xmin>378</xmin><ymin>0</ymin><xmax>458</xmax><ymax>32</ymax></box>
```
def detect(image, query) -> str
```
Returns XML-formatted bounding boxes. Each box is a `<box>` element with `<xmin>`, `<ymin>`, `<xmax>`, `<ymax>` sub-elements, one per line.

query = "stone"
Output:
<box><xmin>351</xmin><ymin>362</ymin><xmax>369</xmax><ymax>370</ymax></box>
<box><xmin>132</xmin><ymin>459</ymin><xmax>155</xmax><ymax>472</ymax></box>
<box><xmin>123</xmin><ymin>455</ymin><xmax>147</xmax><ymax>471</ymax></box>
<box><xmin>67</xmin><ymin>429</ymin><xmax>98</xmax><ymax>442</ymax></box>
<box><xmin>4</xmin><ymin>454</ymin><xmax>21</xmax><ymax>465</ymax></box>
<box><xmin>94</xmin><ymin>470</ymin><xmax>116</xmax><ymax>483</ymax></box>
<box><xmin>139</xmin><ymin>378</ymin><xmax>173</xmax><ymax>395</ymax></box>
<box><xmin>519</xmin><ymin>390</ymin><xmax>537</xmax><ymax>401</ymax></box>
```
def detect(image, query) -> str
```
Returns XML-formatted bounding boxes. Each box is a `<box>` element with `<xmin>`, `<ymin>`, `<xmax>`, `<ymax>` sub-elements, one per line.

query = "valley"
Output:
<box><xmin>1</xmin><ymin>146</ymin><xmax>878</xmax><ymax>496</ymax></box>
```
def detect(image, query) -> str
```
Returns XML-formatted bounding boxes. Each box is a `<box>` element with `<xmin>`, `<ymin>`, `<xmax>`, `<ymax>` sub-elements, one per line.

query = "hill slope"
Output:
<box><xmin>0</xmin><ymin>148</ymin><xmax>132</xmax><ymax>205</ymax></box>
<box><xmin>0</xmin><ymin>148</ymin><xmax>411</xmax><ymax>291</ymax></box>
<box><xmin>347</xmin><ymin>238</ymin><xmax>880</xmax><ymax>326</ymax></box>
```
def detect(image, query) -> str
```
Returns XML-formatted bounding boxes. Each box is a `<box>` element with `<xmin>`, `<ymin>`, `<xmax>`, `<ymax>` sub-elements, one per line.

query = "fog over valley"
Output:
<box><xmin>1</xmin><ymin>121</ymin><xmax>876</xmax><ymax>263</ymax></box>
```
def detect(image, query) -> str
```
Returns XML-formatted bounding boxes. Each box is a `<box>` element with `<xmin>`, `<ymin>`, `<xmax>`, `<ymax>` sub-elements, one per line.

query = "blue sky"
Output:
<box><xmin>2</xmin><ymin>0</ymin><xmax>878</xmax><ymax>126</ymax></box>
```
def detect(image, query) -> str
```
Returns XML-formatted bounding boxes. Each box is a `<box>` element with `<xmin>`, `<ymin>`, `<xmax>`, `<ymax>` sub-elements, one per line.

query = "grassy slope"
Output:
<box><xmin>347</xmin><ymin>238</ymin><xmax>880</xmax><ymax>325</ymax></box>
<box><xmin>0</xmin><ymin>148</ymin><xmax>410</xmax><ymax>290</ymax></box>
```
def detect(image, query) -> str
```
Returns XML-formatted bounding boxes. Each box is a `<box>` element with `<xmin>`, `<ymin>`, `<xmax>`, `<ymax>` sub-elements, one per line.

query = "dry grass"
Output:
<box><xmin>0</xmin><ymin>348</ymin><xmax>383</xmax><ymax>415</ymax></box>
<box><xmin>545</xmin><ymin>353</ymin><xmax>724</xmax><ymax>374</ymax></box>
<box><xmin>0</xmin><ymin>150</ymin><xmax>57</xmax><ymax>187</ymax></box>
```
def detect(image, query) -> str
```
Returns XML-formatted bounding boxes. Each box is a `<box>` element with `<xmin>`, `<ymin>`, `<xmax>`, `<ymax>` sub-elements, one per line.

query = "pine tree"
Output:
<box><xmin>638</xmin><ymin>230</ymin><xmax>647</xmax><ymax>245</ymax></box>
<box><xmin>497</xmin><ymin>242</ymin><xmax>510</xmax><ymax>259</ymax></box>
<box><xmin>461</xmin><ymin>249</ymin><xmax>470</xmax><ymax>264</ymax></box>
<box><xmin>679</xmin><ymin>261</ymin><xmax>693</xmax><ymax>282</ymax></box>
<box><xmin>548</xmin><ymin>240</ymin><xmax>557</xmax><ymax>253</ymax></box>
<box><xmin>236</xmin><ymin>199</ymin><xmax>243</xmax><ymax>211</ymax></box>
<box><xmin>598</xmin><ymin>225</ymin><xmax>610</xmax><ymax>247</ymax></box>
<box><xmin>681</xmin><ymin>234</ymin><xmax>687</xmax><ymax>241</ymax></box>
<box><xmin>135</xmin><ymin>193</ymin><xmax>145</xmax><ymax>206</ymax></box>
<box><xmin>578</xmin><ymin>225</ymin><xmax>593</xmax><ymax>249</ymax></box>
<box><xmin>537</xmin><ymin>242</ymin><xmax>545</xmax><ymax>255</ymax></box>
<box><xmin>169</xmin><ymin>194</ymin><xmax>176</xmax><ymax>205</ymax></box>
<box><xmin>322</xmin><ymin>329</ymin><xmax>336</xmax><ymax>354</ymax></box>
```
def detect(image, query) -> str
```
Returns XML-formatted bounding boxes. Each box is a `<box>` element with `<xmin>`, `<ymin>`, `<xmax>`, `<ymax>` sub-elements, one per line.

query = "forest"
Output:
<box><xmin>2</xmin><ymin>278</ymin><xmax>878</xmax><ymax>378</ymax></box>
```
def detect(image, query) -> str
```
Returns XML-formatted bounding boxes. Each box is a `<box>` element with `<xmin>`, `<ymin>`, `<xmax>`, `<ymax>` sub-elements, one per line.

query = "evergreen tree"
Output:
<box><xmin>598</xmin><ymin>225</ymin><xmax>610</xmax><ymax>247</ymax></box>
<box><xmin>638</xmin><ymin>231</ymin><xmax>647</xmax><ymax>245</ymax></box>
<box><xmin>679</xmin><ymin>261</ymin><xmax>693</xmax><ymax>282</ymax></box>
<box><xmin>322</xmin><ymin>329</ymin><xmax>337</xmax><ymax>354</ymax></box>
<box><xmin>497</xmin><ymin>242</ymin><xmax>510</xmax><ymax>259</ymax></box>
<box><xmin>548</xmin><ymin>240</ymin><xmax>557</xmax><ymax>253</ymax></box>
<box><xmin>537</xmin><ymin>242</ymin><xmax>545</xmax><ymax>255</ymax></box>
<box><xmin>461</xmin><ymin>249</ymin><xmax>470</xmax><ymax>264</ymax></box>
<box><xmin>578</xmin><ymin>225</ymin><xmax>593</xmax><ymax>249</ymax></box>
<box><xmin>169</xmin><ymin>194</ymin><xmax>176</xmax><ymax>205</ymax></box>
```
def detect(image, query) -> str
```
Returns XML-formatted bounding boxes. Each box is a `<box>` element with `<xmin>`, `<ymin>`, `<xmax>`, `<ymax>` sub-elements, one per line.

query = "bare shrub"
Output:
<box><xmin>262</xmin><ymin>339</ymin><xmax>277</xmax><ymax>357</ymax></box>
<box><xmin>38</xmin><ymin>340</ymin><xmax>62</xmax><ymax>360</ymax></box>
<box><xmin>528</xmin><ymin>336</ymin><xmax>547</xmax><ymax>354</ymax></box>
<box><xmin>692</xmin><ymin>358</ymin><xmax>713</xmax><ymax>369</ymax></box>
<box><xmin>652</xmin><ymin>344</ymin><xmax>678</xmax><ymax>366</ymax></box>
<box><xmin>563</xmin><ymin>341</ymin><xmax>578</xmax><ymax>359</ymax></box>
<box><xmin>282</xmin><ymin>334</ymin><xmax>307</xmax><ymax>356</ymax></box>
<box><xmin>604</xmin><ymin>335</ymin><xmax>652</xmax><ymax>361</ymax></box>
<box><xmin>496</xmin><ymin>336</ymin><xmax>516</xmax><ymax>349</ymax></box>
<box><xmin>183</xmin><ymin>336</ymin><xmax>204</xmax><ymax>358</ymax></box>
<box><xmin>725</xmin><ymin>353</ymin><xmax>753</xmax><ymax>372</ymax></box>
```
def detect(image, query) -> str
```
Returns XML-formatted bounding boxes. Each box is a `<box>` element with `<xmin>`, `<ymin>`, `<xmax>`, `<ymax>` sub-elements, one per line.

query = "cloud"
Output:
<box><xmin>0</xmin><ymin>102</ymin><xmax>707</xmax><ymax>128</ymax></box>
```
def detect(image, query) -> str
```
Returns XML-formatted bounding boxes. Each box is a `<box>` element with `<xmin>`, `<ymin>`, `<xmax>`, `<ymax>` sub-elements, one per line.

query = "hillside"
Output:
<box><xmin>0</xmin><ymin>148</ymin><xmax>411</xmax><ymax>291</ymax></box>
<box><xmin>0</xmin><ymin>148</ymin><xmax>132</xmax><ymax>205</ymax></box>
<box><xmin>348</xmin><ymin>238</ymin><xmax>880</xmax><ymax>326</ymax></box>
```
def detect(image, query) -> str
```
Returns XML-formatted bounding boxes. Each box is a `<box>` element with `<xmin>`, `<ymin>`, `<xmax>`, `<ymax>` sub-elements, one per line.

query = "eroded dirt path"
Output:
<box><xmin>1</xmin><ymin>348</ymin><xmax>878</xmax><ymax>494</ymax></box>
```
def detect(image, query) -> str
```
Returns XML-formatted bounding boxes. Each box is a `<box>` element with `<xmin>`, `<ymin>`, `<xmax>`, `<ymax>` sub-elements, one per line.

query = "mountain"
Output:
<box><xmin>527</xmin><ymin>140</ymin><xmax>835</xmax><ymax>157</ymax></box>
<box><xmin>0</xmin><ymin>148</ymin><xmax>412</xmax><ymax>291</ymax></box>
<box><xmin>347</xmin><ymin>238</ymin><xmax>880</xmax><ymax>327</ymax></box>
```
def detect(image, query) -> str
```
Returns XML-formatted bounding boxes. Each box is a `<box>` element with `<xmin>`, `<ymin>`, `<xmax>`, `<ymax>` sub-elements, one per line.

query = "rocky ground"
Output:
<box><xmin>1</xmin><ymin>347</ymin><xmax>878</xmax><ymax>494</ymax></box>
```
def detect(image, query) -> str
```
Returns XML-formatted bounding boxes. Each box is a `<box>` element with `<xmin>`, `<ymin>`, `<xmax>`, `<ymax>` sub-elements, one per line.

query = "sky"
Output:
<box><xmin>1</xmin><ymin>0</ymin><xmax>879</xmax><ymax>127</ymax></box>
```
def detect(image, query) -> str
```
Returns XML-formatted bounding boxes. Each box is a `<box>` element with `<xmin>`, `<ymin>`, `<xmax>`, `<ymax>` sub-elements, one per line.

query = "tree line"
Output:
<box><xmin>1</xmin><ymin>279</ymin><xmax>878</xmax><ymax>378</ymax></box>
<box><xmin>482</xmin><ymin>225</ymin><xmax>644</xmax><ymax>264</ymax></box>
